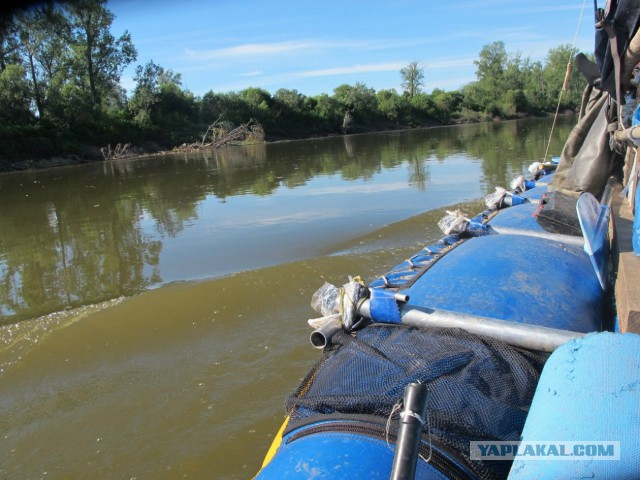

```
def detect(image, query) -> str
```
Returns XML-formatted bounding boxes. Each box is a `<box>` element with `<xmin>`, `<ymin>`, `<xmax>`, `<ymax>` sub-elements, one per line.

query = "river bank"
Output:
<box><xmin>0</xmin><ymin>122</ymin><xmax>431</xmax><ymax>174</ymax></box>
<box><xmin>0</xmin><ymin>112</ymin><xmax>563</xmax><ymax>174</ymax></box>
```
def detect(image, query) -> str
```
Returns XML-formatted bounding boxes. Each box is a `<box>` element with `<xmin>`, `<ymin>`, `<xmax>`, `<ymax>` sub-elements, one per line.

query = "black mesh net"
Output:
<box><xmin>285</xmin><ymin>325</ymin><xmax>547</xmax><ymax>479</ymax></box>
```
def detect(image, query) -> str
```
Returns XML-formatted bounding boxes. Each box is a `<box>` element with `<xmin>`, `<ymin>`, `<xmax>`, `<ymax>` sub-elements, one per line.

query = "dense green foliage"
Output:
<box><xmin>0</xmin><ymin>2</ymin><xmax>586</xmax><ymax>166</ymax></box>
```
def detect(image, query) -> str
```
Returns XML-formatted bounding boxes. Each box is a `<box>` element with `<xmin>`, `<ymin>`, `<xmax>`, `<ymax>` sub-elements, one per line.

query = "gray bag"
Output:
<box><xmin>549</xmin><ymin>87</ymin><xmax>620</xmax><ymax>197</ymax></box>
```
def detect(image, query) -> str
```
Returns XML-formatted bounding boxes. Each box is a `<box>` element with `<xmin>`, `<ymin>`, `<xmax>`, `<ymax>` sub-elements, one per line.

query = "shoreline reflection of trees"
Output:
<box><xmin>0</xmin><ymin>117</ymin><xmax>574</xmax><ymax>324</ymax></box>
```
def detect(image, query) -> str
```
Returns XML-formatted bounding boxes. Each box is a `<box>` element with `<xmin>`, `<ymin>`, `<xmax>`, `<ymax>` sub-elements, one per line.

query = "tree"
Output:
<box><xmin>66</xmin><ymin>0</ymin><xmax>136</xmax><ymax>108</ymax></box>
<box><xmin>15</xmin><ymin>3</ymin><xmax>70</xmax><ymax>119</ymax></box>
<box><xmin>409</xmin><ymin>92</ymin><xmax>435</xmax><ymax>121</ymax></box>
<box><xmin>501</xmin><ymin>53</ymin><xmax>528</xmax><ymax>115</ymax></box>
<box><xmin>333</xmin><ymin>82</ymin><xmax>377</xmax><ymax>132</ymax></box>
<box><xmin>200</xmin><ymin>91</ymin><xmax>247</xmax><ymax>126</ymax></box>
<box><xmin>472</xmin><ymin>41</ymin><xmax>508</xmax><ymax>115</ymax></box>
<box><xmin>465</xmin><ymin>41</ymin><xmax>531</xmax><ymax>117</ymax></box>
<box><xmin>152</xmin><ymin>81</ymin><xmax>198</xmax><ymax>144</ymax></box>
<box><xmin>400</xmin><ymin>61</ymin><xmax>425</xmax><ymax>98</ymax></box>
<box><xmin>0</xmin><ymin>15</ymin><xmax>20</xmax><ymax>72</ymax></box>
<box><xmin>274</xmin><ymin>88</ymin><xmax>305</xmax><ymax>112</ymax></box>
<box><xmin>311</xmin><ymin>93</ymin><xmax>341</xmax><ymax>129</ymax></box>
<box><xmin>0</xmin><ymin>64</ymin><xmax>33</xmax><ymax>123</ymax></box>
<box><xmin>475</xmin><ymin>41</ymin><xmax>507</xmax><ymax>82</ymax></box>
<box><xmin>521</xmin><ymin>58</ymin><xmax>545</xmax><ymax>112</ymax></box>
<box><xmin>272</xmin><ymin>88</ymin><xmax>313</xmax><ymax>133</ymax></box>
<box><xmin>376</xmin><ymin>88</ymin><xmax>409</xmax><ymax>122</ymax></box>
<box><xmin>430</xmin><ymin>89</ymin><xmax>463</xmax><ymax>122</ymax></box>
<box><xmin>16</xmin><ymin>10</ymin><xmax>47</xmax><ymax>118</ymax></box>
<box><xmin>128</xmin><ymin>60</ymin><xmax>196</xmax><ymax>143</ymax></box>
<box><xmin>333</xmin><ymin>82</ymin><xmax>377</xmax><ymax>118</ymax></box>
<box><xmin>543</xmin><ymin>45</ymin><xmax>584</xmax><ymax>111</ymax></box>
<box><xmin>129</xmin><ymin>59</ymin><xmax>180</xmax><ymax>126</ymax></box>
<box><xmin>239</xmin><ymin>87</ymin><xmax>272</xmax><ymax>114</ymax></box>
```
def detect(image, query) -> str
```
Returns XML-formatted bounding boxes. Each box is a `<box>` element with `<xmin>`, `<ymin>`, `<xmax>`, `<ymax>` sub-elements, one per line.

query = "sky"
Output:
<box><xmin>108</xmin><ymin>0</ymin><xmax>599</xmax><ymax>98</ymax></box>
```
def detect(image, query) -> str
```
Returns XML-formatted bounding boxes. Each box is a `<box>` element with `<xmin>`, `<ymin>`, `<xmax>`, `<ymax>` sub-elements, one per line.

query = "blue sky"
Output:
<box><xmin>108</xmin><ymin>0</ymin><xmax>597</xmax><ymax>98</ymax></box>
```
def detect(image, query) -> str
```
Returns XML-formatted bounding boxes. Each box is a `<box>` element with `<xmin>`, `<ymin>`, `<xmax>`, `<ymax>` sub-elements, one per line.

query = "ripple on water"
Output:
<box><xmin>0</xmin><ymin>297</ymin><xmax>126</xmax><ymax>375</ymax></box>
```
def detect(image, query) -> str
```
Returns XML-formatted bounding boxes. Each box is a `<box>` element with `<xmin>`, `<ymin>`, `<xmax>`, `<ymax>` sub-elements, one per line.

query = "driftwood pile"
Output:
<box><xmin>101</xmin><ymin>143</ymin><xmax>137</xmax><ymax>161</ymax></box>
<box><xmin>101</xmin><ymin>119</ymin><xmax>265</xmax><ymax>160</ymax></box>
<box><xmin>202</xmin><ymin>118</ymin><xmax>265</xmax><ymax>148</ymax></box>
<box><xmin>169</xmin><ymin>119</ymin><xmax>265</xmax><ymax>154</ymax></box>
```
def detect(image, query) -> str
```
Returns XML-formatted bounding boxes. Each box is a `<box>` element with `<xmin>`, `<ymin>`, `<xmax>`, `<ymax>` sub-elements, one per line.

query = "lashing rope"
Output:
<box><xmin>543</xmin><ymin>0</ymin><xmax>589</xmax><ymax>162</ymax></box>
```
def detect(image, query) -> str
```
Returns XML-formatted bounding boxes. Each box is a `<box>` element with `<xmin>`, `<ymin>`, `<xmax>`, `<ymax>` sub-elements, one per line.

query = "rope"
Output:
<box><xmin>419</xmin><ymin>401</ymin><xmax>433</xmax><ymax>463</ymax></box>
<box><xmin>385</xmin><ymin>401</ymin><xmax>403</xmax><ymax>450</ymax></box>
<box><xmin>543</xmin><ymin>0</ymin><xmax>589</xmax><ymax>162</ymax></box>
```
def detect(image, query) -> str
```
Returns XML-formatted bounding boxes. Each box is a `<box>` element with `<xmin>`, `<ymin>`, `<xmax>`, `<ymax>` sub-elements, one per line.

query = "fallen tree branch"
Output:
<box><xmin>101</xmin><ymin>143</ymin><xmax>133</xmax><ymax>161</ymax></box>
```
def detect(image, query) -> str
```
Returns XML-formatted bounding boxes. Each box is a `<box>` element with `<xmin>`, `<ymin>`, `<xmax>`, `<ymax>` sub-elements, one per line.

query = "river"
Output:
<box><xmin>0</xmin><ymin>117</ymin><xmax>573</xmax><ymax>479</ymax></box>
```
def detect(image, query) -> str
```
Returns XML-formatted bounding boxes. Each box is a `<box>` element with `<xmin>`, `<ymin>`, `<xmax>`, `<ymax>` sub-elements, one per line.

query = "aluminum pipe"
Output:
<box><xmin>358</xmin><ymin>300</ymin><xmax>584</xmax><ymax>353</ymax></box>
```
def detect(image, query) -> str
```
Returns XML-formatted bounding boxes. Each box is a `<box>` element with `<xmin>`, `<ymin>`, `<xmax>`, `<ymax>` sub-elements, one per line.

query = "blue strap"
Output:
<box><xmin>369</xmin><ymin>288</ymin><xmax>402</xmax><ymax>324</ymax></box>
<box><xmin>467</xmin><ymin>220</ymin><xmax>488</xmax><ymax>236</ymax></box>
<box><xmin>510</xmin><ymin>194</ymin><xmax>527</xmax><ymax>206</ymax></box>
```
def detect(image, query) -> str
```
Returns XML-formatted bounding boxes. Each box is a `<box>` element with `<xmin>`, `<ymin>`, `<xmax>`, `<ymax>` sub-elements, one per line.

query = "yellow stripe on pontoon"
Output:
<box><xmin>257</xmin><ymin>416</ymin><xmax>289</xmax><ymax>473</ymax></box>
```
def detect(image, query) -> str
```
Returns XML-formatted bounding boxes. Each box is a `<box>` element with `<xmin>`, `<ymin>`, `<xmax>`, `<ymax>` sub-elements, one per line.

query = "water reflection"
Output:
<box><xmin>0</xmin><ymin>172</ymin><xmax>164</xmax><ymax>321</ymax></box>
<box><xmin>0</xmin><ymin>117</ymin><xmax>574</xmax><ymax>324</ymax></box>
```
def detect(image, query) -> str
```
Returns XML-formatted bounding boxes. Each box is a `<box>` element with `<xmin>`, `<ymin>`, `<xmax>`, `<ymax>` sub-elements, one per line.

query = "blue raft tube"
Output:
<box><xmin>254</xmin><ymin>158</ymin><xmax>640</xmax><ymax>479</ymax></box>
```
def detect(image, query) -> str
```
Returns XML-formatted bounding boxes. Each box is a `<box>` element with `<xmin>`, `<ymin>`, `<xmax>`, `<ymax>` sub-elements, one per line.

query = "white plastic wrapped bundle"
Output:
<box><xmin>437</xmin><ymin>210</ymin><xmax>470</xmax><ymax>235</ymax></box>
<box><xmin>510</xmin><ymin>175</ymin><xmax>525</xmax><ymax>191</ymax></box>
<box><xmin>528</xmin><ymin>162</ymin><xmax>542</xmax><ymax>175</ymax></box>
<box><xmin>309</xmin><ymin>277</ymin><xmax>366</xmax><ymax>332</ymax></box>
<box><xmin>484</xmin><ymin>187</ymin><xmax>507</xmax><ymax>208</ymax></box>
<box><xmin>310</xmin><ymin>281</ymin><xmax>340</xmax><ymax>316</ymax></box>
<box><xmin>308</xmin><ymin>282</ymin><xmax>343</xmax><ymax>348</ymax></box>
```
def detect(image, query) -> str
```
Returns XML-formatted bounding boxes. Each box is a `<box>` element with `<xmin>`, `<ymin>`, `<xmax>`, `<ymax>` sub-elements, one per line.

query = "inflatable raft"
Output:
<box><xmin>255</xmin><ymin>2</ymin><xmax>640</xmax><ymax>477</ymax></box>
<box><xmin>255</xmin><ymin>162</ymin><xmax>637</xmax><ymax>479</ymax></box>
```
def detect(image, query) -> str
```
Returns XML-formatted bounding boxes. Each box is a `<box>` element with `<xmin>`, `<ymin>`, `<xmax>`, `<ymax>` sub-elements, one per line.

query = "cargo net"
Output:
<box><xmin>285</xmin><ymin>325</ymin><xmax>547</xmax><ymax>480</ymax></box>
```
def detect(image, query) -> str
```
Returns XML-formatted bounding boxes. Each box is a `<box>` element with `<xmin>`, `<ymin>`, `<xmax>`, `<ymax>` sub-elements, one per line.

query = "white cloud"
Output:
<box><xmin>294</xmin><ymin>62</ymin><xmax>406</xmax><ymax>78</ymax></box>
<box><xmin>185</xmin><ymin>41</ymin><xmax>318</xmax><ymax>59</ymax></box>
<box><xmin>425</xmin><ymin>57</ymin><xmax>477</xmax><ymax>69</ymax></box>
<box><xmin>183</xmin><ymin>37</ymin><xmax>441</xmax><ymax>62</ymax></box>
<box><xmin>183</xmin><ymin>39</ymin><xmax>375</xmax><ymax>60</ymax></box>
<box><xmin>239</xmin><ymin>70</ymin><xmax>263</xmax><ymax>77</ymax></box>
<box><xmin>289</xmin><ymin>57</ymin><xmax>476</xmax><ymax>84</ymax></box>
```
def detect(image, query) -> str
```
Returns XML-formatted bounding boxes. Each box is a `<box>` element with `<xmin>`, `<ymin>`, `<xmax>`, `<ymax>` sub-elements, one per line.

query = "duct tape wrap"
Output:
<box><xmin>509</xmin><ymin>194</ymin><xmax>527</xmax><ymax>206</ymax></box>
<box><xmin>369</xmin><ymin>288</ymin><xmax>402</xmax><ymax>325</ymax></box>
<box><xmin>340</xmin><ymin>278</ymin><xmax>366</xmax><ymax>331</ymax></box>
<box><xmin>467</xmin><ymin>220</ymin><xmax>488</xmax><ymax>236</ymax></box>
<box><xmin>485</xmin><ymin>187</ymin><xmax>527</xmax><ymax>209</ymax></box>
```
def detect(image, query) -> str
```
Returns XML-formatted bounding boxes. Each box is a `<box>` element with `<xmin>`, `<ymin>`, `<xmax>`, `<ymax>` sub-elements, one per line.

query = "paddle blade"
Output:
<box><xmin>576</xmin><ymin>192</ymin><xmax>611</xmax><ymax>290</ymax></box>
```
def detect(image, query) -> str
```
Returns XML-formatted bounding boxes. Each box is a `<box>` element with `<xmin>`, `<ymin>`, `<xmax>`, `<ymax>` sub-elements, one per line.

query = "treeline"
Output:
<box><xmin>0</xmin><ymin>0</ymin><xmax>586</xmax><ymax>164</ymax></box>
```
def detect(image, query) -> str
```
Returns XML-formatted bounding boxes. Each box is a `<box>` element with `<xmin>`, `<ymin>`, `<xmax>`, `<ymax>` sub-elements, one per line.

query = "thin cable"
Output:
<box><xmin>385</xmin><ymin>401</ymin><xmax>403</xmax><ymax>449</ymax></box>
<box><xmin>385</xmin><ymin>391</ymin><xmax>433</xmax><ymax>463</ymax></box>
<box><xmin>418</xmin><ymin>394</ymin><xmax>433</xmax><ymax>463</ymax></box>
<box><xmin>543</xmin><ymin>0</ymin><xmax>589</xmax><ymax>162</ymax></box>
